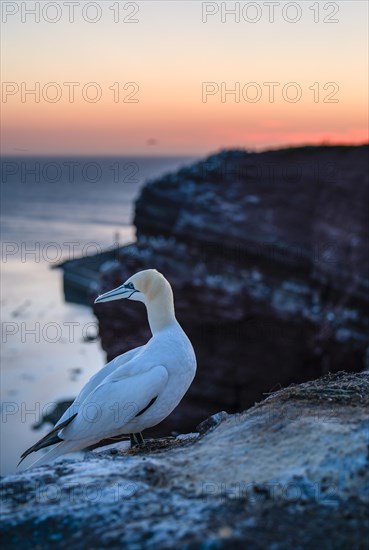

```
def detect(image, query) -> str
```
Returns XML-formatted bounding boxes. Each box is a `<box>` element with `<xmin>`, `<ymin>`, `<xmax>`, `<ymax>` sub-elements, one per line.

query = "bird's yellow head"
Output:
<box><xmin>94</xmin><ymin>269</ymin><xmax>171</xmax><ymax>305</ymax></box>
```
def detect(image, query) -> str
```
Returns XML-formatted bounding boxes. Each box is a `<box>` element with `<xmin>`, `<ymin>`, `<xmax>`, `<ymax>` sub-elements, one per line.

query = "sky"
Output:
<box><xmin>1</xmin><ymin>0</ymin><xmax>368</xmax><ymax>155</ymax></box>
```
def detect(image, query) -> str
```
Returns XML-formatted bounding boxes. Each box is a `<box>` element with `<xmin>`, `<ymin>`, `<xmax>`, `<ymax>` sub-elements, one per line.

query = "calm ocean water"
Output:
<box><xmin>0</xmin><ymin>156</ymin><xmax>195</xmax><ymax>474</ymax></box>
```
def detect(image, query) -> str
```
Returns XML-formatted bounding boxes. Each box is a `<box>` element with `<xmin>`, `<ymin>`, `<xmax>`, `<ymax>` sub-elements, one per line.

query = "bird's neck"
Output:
<box><xmin>146</xmin><ymin>286</ymin><xmax>176</xmax><ymax>334</ymax></box>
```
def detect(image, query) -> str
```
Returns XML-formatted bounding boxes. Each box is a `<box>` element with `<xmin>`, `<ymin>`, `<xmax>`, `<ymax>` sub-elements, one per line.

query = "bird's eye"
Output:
<box><xmin>125</xmin><ymin>282</ymin><xmax>135</xmax><ymax>290</ymax></box>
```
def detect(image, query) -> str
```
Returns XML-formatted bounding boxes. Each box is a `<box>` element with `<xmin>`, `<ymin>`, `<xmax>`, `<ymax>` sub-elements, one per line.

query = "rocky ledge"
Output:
<box><xmin>94</xmin><ymin>145</ymin><xmax>369</xmax><ymax>436</ymax></box>
<box><xmin>1</xmin><ymin>372</ymin><xmax>369</xmax><ymax>549</ymax></box>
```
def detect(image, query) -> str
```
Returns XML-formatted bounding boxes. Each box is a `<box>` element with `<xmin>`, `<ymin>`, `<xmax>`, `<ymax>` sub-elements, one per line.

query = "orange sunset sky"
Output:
<box><xmin>1</xmin><ymin>0</ymin><xmax>368</xmax><ymax>155</ymax></box>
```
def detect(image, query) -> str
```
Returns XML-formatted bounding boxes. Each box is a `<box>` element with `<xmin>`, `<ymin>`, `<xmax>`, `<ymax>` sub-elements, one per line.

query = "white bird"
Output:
<box><xmin>19</xmin><ymin>269</ymin><xmax>197</xmax><ymax>468</ymax></box>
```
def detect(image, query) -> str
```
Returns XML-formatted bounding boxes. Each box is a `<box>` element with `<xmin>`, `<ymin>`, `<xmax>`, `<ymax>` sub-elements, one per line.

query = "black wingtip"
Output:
<box><xmin>17</xmin><ymin>446</ymin><xmax>35</xmax><ymax>466</ymax></box>
<box><xmin>17</xmin><ymin>412</ymin><xmax>78</xmax><ymax>468</ymax></box>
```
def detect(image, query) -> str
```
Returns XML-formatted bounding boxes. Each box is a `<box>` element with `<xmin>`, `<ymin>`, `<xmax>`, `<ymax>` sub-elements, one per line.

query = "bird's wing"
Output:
<box><xmin>59</xmin><ymin>364</ymin><xmax>168</xmax><ymax>444</ymax></box>
<box><xmin>57</xmin><ymin>345</ymin><xmax>145</xmax><ymax>425</ymax></box>
<box><xmin>19</xmin><ymin>346</ymin><xmax>148</xmax><ymax>464</ymax></box>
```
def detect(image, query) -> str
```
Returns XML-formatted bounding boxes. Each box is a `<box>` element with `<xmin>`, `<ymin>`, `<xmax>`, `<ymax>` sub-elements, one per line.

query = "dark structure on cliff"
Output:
<box><xmin>94</xmin><ymin>145</ymin><xmax>369</xmax><ymax>436</ymax></box>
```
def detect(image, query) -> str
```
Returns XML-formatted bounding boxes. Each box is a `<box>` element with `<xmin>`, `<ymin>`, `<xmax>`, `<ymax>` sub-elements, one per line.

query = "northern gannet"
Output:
<box><xmin>19</xmin><ymin>269</ymin><xmax>197</xmax><ymax>468</ymax></box>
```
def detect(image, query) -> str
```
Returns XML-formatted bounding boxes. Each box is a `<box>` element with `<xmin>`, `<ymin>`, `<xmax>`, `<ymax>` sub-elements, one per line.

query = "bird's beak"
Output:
<box><xmin>94</xmin><ymin>285</ymin><xmax>130</xmax><ymax>304</ymax></box>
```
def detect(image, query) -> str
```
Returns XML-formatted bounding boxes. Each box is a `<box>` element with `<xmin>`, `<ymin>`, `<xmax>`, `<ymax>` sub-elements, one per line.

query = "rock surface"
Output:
<box><xmin>2</xmin><ymin>372</ymin><xmax>369</xmax><ymax>549</ymax></box>
<box><xmin>94</xmin><ymin>145</ymin><xmax>369</xmax><ymax>436</ymax></box>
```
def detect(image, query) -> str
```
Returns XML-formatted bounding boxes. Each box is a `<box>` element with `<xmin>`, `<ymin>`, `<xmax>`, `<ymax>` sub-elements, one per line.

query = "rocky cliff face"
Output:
<box><xmin>94</xmin><ymin>145</ymin><xmax>369</xmax><ymax>436</ymax></box>
<box><xmin>2</xmin><ymin>373</ymin><xmax>369</xmax><ymax>549</ymax></box>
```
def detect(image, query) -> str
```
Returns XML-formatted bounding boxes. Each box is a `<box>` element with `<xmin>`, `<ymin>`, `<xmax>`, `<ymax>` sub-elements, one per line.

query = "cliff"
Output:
<box><xmin>93</xmin><ymin>145</ymin><xmax>369</xmax><ymax>436</ymax></box>
<box><xmin>2</xmin><ymin>372</ymin><xmax>368</xmax><ymax>549</ymax></box>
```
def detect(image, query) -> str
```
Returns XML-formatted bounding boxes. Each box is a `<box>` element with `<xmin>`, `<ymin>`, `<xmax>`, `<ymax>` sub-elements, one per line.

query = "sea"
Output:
<box><xmin>0</xmin><ymin>156</ymin><xmax>196</xmax><ymax>475</ymax></box>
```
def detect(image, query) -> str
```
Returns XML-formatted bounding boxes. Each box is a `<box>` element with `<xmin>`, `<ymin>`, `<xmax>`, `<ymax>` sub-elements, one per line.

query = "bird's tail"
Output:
<box><xmin>27</xmin><ymin>440</ymin><xmax>82</xmax><ymax>470</ymax></box>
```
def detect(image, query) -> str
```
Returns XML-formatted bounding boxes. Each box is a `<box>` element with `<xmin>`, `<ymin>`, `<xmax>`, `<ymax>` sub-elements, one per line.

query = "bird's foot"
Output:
<box><xmin>129</xmin><ymin>432</ymin><xmax>146</xmax><ymax>448</ymax></box>
<box><xmin>129</xmin><ymin>433</ymin><xmax>138</xmax><ymax>448</ymax></box>
<box><xmin>135</xmin><ymin>432</ymin><xmax>146</xmax><ymax>447</ymax></box>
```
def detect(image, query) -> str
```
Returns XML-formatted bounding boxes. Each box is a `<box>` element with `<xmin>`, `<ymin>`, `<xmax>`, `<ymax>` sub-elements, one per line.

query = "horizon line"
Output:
<box><xmin>1</xmin><ymin>141</ymin><xmax>368</xmax><ymax>159</ymax></box>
